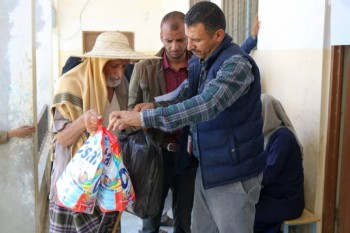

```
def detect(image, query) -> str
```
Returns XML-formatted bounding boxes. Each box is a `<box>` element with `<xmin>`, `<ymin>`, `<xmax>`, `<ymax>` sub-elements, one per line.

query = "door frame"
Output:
<box><xmin>338</xmin><ymin>46</ymin><xmax>350</xmax><ymax>233</ymax></box>
<box><xmin>322</xmin><ymin>45</ymin><xmax>350</xmax><ymax>233</ymax></box>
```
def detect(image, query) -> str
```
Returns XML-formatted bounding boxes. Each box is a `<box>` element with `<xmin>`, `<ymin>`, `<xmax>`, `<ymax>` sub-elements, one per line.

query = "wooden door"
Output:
<box><xmin>338</xmin><ymin>46</ymin><xmax>350</xmax><ymax>233</ymax></box>
<box><xmin>323</xmin><ymin>45</ymin><xmax>350</xmax><ymax>233</ymax></box>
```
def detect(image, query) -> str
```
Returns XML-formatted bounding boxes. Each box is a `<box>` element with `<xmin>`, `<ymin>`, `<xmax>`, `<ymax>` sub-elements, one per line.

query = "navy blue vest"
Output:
<box><xmin>188</xmin><ymin>34</ymin><xmax>266</xmax><ymax>189</ymax></box>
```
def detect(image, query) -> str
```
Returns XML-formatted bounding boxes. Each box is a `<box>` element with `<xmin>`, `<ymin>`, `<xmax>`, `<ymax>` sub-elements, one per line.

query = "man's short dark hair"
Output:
<box><xmin>160</xmin><ymin>11</ymin><xmax>185</xmax><ymax>31</ymax></box>
<box><xmin>185</xmin><ymin>1</ymin><xmax>226</xmax><ymax>35</ymax></box>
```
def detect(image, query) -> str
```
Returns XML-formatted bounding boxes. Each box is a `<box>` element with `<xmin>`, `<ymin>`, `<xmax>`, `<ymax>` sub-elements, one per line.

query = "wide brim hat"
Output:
<box><xmin>80</xmin><ymin>31</ymin><xmax>161</xmax><ymax>60</ymax></box>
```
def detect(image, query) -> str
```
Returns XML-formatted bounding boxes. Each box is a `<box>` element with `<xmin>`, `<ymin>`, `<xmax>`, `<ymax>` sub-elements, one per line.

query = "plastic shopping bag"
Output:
<box><xmin>118</xmin><ymin>130</ymin><xmax>163</xmax><ymax>218</ymax></box>
<box><xmin>56</xmin><ymin>125</ymin><xmax>135</xmax><ymax>214</ymax></box>
<box><xmin>56</xmin><ymin>129</ymin><xmax>104</xmax><ymax>214</ymax></box>
<box><xmin>97</xmin><ymin>127</ymin><xmax>136</xmax><ymax>212</ymax></box>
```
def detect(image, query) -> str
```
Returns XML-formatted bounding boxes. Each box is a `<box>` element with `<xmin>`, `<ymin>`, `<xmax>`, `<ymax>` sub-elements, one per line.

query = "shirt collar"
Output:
<box><xmin>162</xmin><ymin>51</ymin><xmax>189</xmax><ymax>70</ymax></box>
<box><xmin>162</xmin><ymin>52</ymin><xmax>171</xmax><ymax>69</ymax></box>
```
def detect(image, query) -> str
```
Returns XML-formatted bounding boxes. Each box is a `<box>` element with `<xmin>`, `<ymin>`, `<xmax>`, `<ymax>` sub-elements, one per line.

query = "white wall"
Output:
<box><xmin>259</xmin><ymin>1</ymin><xmax>326</xmax><ymax>50</ymax></box>
<box><xmin>331</xmin><ymin>0</ymin><xmax>350</xmax><ymax>45</ymax></box>
<box><xmin>252</xmin><ymin>0</ymin><xmax>330</xmax><ymax>231</ymax></box>
<box><xmin>54</xmin><ymin>0</ymin><xmax>189</xmax><ymax>76</ymax></box>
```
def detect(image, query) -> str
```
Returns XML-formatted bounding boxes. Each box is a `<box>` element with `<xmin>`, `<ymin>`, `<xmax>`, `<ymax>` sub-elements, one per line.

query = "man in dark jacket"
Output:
<box><xmin>108</xmin><ymin>2</ymin><xmax>265</xmax><ymax>233</ymax></box>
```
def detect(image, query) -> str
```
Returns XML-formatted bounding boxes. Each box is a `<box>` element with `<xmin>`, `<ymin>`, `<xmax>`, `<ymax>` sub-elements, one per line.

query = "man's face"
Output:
<box><xmin>160</xmin><ymin>21</ymin><xmax>188</xmax><ymax>61</ymax></box>
<box><xmin>185</xmin><ymin>23</ymin><xmax>223</xmax><ymax>60</ymax></box>
<box><xmin>103</xmin><ymin>59</ymin><xmax>129</xmax><ymax>87</ymax></box>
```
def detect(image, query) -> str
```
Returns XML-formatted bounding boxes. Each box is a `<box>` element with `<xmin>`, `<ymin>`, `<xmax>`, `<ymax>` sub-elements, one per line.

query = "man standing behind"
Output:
<box><xmin>129</xmin><ymin>11</ymin><xmax>197</xmax><ymax>233</ymax></box>
<box><xmin>50</xmin><ymin>31</ymin><xmax>159</xmax><ymax>233</ymax></box>
<box><xmin>109</xmin><ymin>2</ymin><xmax>266</xmax><ymax>233</ymax></box>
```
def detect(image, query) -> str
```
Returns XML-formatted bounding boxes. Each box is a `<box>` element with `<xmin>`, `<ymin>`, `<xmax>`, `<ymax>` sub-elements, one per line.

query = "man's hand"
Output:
<box><xmin>83</xmin><ymin>109</ymin><xmax>102</xmax><ymax>134</ymax></box>
<box><xmin>251</xmin><ymin>13</ymin><xmax>260</xmax><ymax>39</ymax></box>
<box><xmin>108</xmin><ymin>111</ymin><xmax>142</xmax><ymax>131</ymax></box>
<box><xmin>8</xmin><ymin>125</ymin><xmax>35</xmax><ymax>139</ymax></box>
<box><xmin>56</xmin><ymin>109</ymin><xmax>101</xmax><ymax>147</ymax></box>
<box><xmin>133</xmin><ymin>102</ymin><xmax>155</xmax><ymax>112</ymax></box>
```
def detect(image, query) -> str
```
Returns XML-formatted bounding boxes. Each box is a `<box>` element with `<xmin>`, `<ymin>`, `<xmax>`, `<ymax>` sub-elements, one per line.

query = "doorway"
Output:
<box><xmin>322</xmin><ymin>45</ymin><xmax>350</xmax><ymax>233</ymax></box>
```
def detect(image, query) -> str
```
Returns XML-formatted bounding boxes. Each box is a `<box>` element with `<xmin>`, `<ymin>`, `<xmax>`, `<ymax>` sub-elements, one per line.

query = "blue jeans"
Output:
<box><xmin>140</xmin><ymin>149</ymin><xmax>197</xmax><ymax>233</ymax></box>
<box><xmin>192</xmin><ymin>168</ymin><xmax>263</xmax><ymax>233</ymax></box>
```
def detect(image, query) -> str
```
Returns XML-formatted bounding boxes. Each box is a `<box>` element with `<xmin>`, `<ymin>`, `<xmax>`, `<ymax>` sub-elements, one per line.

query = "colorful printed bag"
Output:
<box><xmin>97</xmin><ymin>127</ymin><xmax>135</xmax><ymax>212</ymax></box>
<box><xmin>56</xmin><ymin>125</ymin><xmax>135</xmax><ymax>214</ymax></box>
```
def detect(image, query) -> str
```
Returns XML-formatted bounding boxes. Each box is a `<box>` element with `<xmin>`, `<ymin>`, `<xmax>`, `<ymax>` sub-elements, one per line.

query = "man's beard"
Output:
<box><xmin>106</xmin><ymin>76</ymin><xmax>122</xmax><ymax>87</ymax></box>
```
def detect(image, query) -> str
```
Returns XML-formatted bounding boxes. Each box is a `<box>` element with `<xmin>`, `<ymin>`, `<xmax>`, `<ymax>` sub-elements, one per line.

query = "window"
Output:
<box><xmin>222</xmin><ymin>0</ymin><xmax>258</xmax><ymax>45</ymax></box>
<box><xmin>189</xmin><ymin>0</ymin><xmax>258</xmax><ymax>46</ymax></box>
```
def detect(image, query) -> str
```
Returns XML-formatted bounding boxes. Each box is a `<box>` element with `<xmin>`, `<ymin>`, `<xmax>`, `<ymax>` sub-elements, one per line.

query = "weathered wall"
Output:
<box><xmin>0</xmin><ymin>0</ymin><xmax>52</xmax><ymax>232</ymax></box>
<box><xmin>0</xmin><ymin>1</ymin><xmax>36</xmax><ymax>232</ymax></box>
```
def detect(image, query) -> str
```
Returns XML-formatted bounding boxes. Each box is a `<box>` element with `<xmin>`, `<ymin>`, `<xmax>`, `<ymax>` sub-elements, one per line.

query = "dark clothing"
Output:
<box><xmin>254</xmin><ymin>128</ymin><xmax>304</xmax><ymax>233</ymax></box>
<box><xmin>241</xmin><ymin>35</ymin><xmax>257</xmax><ymax>54</ymax></box>
<box><xmin>254</xmin><ymin>222</ymin><xmax>282</xmax><ymax>233</ymax></box>
<box><xmin>188</xmin><ymin>34</ymin><xmax>265</xmax><ymax>189</ymax></box>
<box><xmin>130</xmin><ymin>48</ymin><xmax>196</xmax><ymax>233</ymax></box>
<box><xmin>124</xmin><ymin>63</ymin><xmax>135</xmax><ymax>82</ymax></box>
<box><xmin>141</xmin><ymin>149</ymin><xmax>196</xmax><ymax>233</ymax></box>
<box><xmin>61</xmin><ymin>56</ymin><xmax>83</xmax><ymax>75</ymax></box>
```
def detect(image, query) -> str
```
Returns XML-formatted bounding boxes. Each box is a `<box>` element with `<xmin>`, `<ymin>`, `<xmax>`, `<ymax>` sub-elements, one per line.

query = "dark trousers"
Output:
<box><xmin>141</xmin><ymin>149</ymin><xmax>197</xmax><ymax>233</ymax></box>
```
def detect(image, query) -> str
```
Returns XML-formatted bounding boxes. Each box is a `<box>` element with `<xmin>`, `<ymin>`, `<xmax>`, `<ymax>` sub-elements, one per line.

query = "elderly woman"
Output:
<box><xmin>254</xmin><ymin>94</ymin><xmax>305</xmax><ymax>233</ymax></box>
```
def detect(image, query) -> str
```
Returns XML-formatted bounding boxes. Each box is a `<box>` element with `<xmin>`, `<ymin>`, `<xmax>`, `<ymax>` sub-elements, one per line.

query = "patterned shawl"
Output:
<box><xmin>51</xmin><ymin>57</ymin><xmax>109</xmax><ymax>155</ymax></box>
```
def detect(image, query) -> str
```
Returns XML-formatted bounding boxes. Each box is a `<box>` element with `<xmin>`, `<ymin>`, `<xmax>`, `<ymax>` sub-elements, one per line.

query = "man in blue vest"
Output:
<box><xmin>108</xmin><ymin>2</ymin><xmax>265</xmax><ymax>232</ymax></box>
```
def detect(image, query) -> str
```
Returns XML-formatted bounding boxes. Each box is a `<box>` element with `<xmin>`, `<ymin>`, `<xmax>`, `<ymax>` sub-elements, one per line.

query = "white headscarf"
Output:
<box><xmin>261</xmin><ymin>93</ymin><xmax>303</xmax><ymax>154</ymax></box>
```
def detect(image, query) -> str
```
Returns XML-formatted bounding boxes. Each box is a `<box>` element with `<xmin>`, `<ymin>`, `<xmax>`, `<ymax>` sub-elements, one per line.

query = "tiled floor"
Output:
<box><xmin>121</xmin><ymin>212</ymin><xmax>173</xmax><ymax>233</ymax></box>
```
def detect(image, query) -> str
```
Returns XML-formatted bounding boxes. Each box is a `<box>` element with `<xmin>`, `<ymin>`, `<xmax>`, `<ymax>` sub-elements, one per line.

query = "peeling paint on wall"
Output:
<box><xmin>0</xmin><ymin>0</ymin><xmax>36</xmax><ymax>232</ymax></box>
<box><xmin>8</xmin><ymin>1</ymin><xmax>33</xmax><ymax>124</ymax></box>
<box><xmin>0</xmin><ymin>1</ymin><xmax>17</xmax><ymax>121</ymax></box>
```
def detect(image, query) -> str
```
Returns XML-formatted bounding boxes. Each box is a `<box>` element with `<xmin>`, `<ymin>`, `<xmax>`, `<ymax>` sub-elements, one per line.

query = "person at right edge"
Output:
<box><xmin>108</xmin><ymin>2</ymin><xmax>266</xmax><ymax>233</ymax></box>
<box><xmin>254</xmin><ymin>94</ymin><xmax>305</xmax><ymax>233</ymax></box>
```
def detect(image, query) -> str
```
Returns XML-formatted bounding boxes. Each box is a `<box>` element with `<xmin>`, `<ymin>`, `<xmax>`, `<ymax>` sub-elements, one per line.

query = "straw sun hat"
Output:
<box><xmin>81</xmin><ymin>31</ymin><xmax>161</xmax><ymax>60</ymax></box>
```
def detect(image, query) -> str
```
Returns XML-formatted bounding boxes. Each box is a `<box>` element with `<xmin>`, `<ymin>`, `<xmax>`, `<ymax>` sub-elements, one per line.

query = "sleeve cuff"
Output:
<box><xmin>0</xmin><ymin>131</ymin><xmax>9</xmax><ymax>144</ymax></box>
<box><xmin>140</xmin><ymin>111</ymin><xmax>145</xmax><ymax>127</ymax></box>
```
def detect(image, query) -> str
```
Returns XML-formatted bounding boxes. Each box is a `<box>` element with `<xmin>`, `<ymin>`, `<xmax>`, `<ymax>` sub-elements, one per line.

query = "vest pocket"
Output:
<box><xmin>229</xmin><ymin>135</ymin><xmax>240</xmax><ymax>164</ymax></box>
<box><xmin>230</xmin><ymin>146</ymin><xmax>239</xmax><ymax>163</ymax></box>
